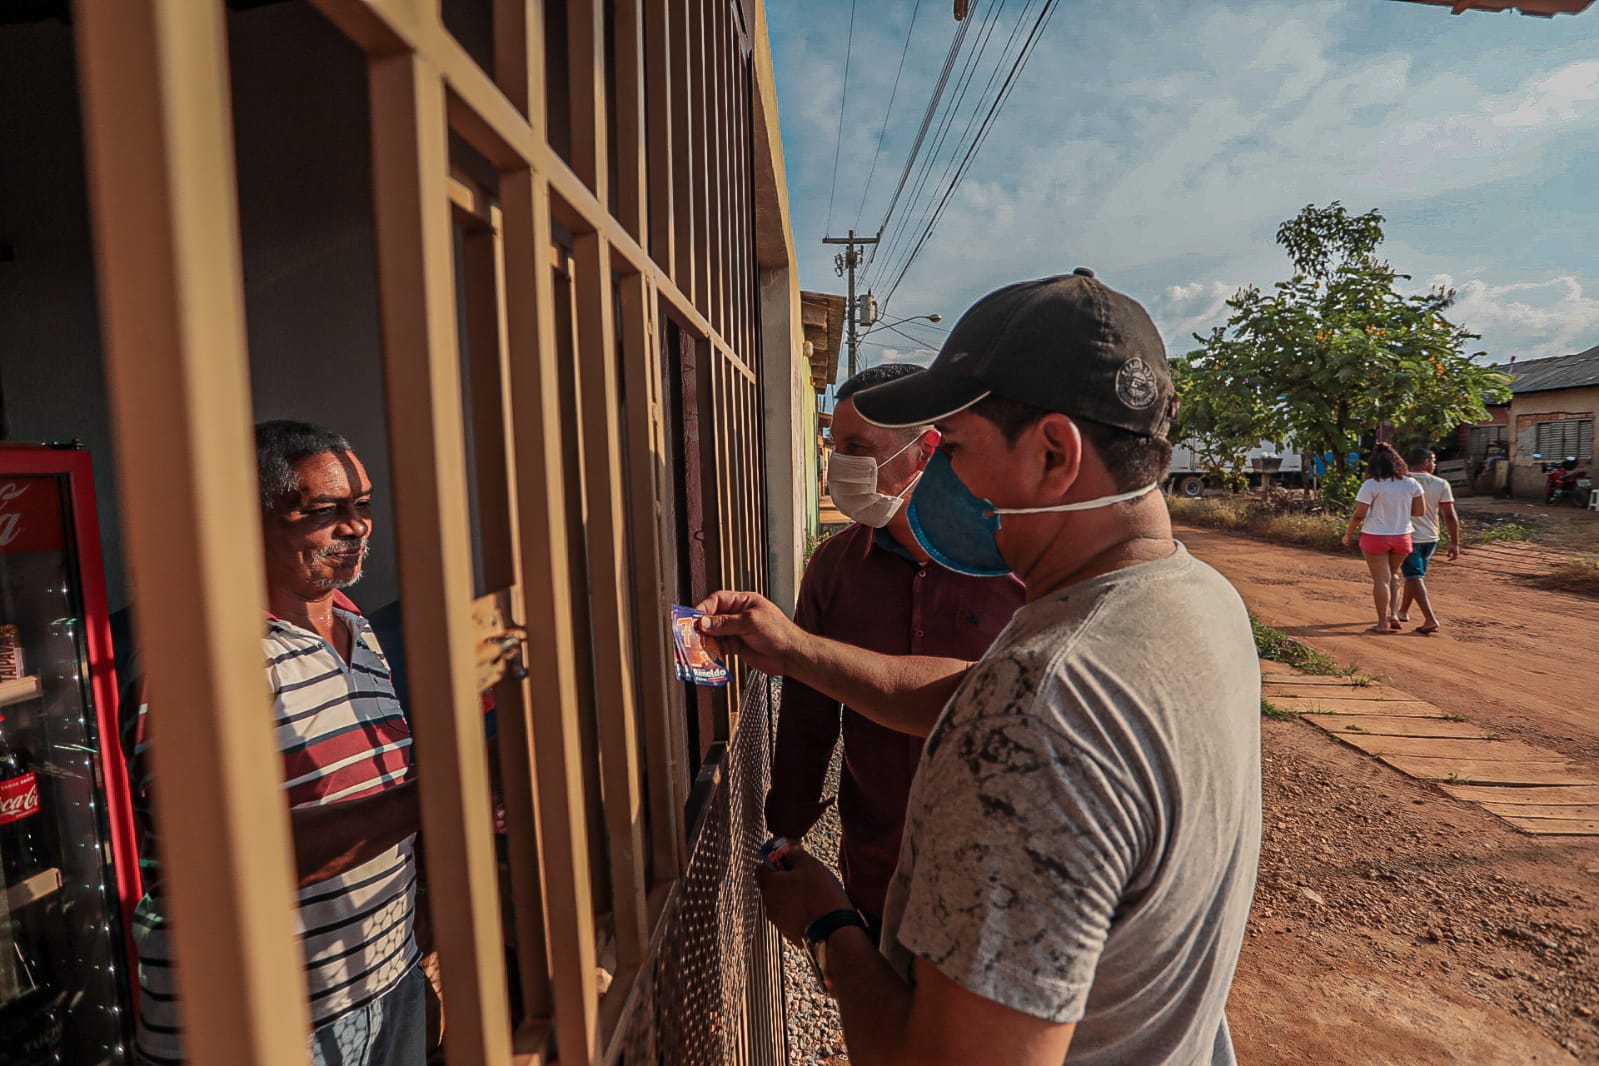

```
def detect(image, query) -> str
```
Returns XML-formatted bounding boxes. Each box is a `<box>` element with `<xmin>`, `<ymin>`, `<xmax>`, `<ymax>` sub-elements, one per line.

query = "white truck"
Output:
<box><xmin>1167</xmin><ymin>440</ymin><xmax>1305</xmax><ymax>497</ymax></box>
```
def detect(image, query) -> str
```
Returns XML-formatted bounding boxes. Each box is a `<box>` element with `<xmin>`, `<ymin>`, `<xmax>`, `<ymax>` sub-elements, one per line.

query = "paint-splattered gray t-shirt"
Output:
<box><xmin>879</xmin><ymin>544</ymin><xmax>1261</xmax><ymax>1065</ymax></box>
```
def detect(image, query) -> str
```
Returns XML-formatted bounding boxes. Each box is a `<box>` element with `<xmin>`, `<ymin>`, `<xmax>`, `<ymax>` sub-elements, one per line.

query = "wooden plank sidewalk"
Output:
<box><xmin>1261</xmin><ymin>659</ymin><xmax>1599</xmax><ymax>836</ymax></box>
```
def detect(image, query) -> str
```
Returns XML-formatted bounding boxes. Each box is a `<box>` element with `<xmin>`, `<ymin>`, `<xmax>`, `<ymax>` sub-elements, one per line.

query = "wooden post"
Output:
<box><xmin>668</xmin><ymin>0</ymin><xmax>695</xmax><ymax>299</ymax></box>
<box><xmin>643</xmin><ymin>0</ymin><xmax>676</xmax><ymax>273</ymax></box>
<box><xmin>568</xmin><ymin>0</ymin><xmax>609</xmax><ymax>205</ymax></box>
<box><xmin>570</xmin><ymin>232</ymin><xmax>651</xmax><ymax>968</ymax></box>
<box><xmin>368</xmin><ymin>49</ymin><xmax>514</xmax><ymax>1066</ymax></box>
<box><xmin>688</xmin><ymin>0</ymin><xmax>712</xmax><ymax>319</ymax></box>
<box><xmin>614</xmin><ymin>0</ymin><xmax>649</xmax><ymax>242</ymax></box>
<box><xmin>493</xmin><ymin>0</ymin><xmax>548</xmax><ymax>131</ymax></box>
<box><xmin>501</xmin><ymin>169</ymin><xmax>602</xmax><ymax>1065</ymax></box>
<box><xmin>73</xmin><ymin>4</ymin><xmax>311</xmax><ymax>1062</ymax></box>
<box><xmin>619</xmin><ymin>275</ymin><xmax>688</xmax><ymax>878</ymax></box>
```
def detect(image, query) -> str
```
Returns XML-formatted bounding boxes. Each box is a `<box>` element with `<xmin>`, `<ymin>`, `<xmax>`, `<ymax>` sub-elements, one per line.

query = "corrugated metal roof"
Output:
<box><xmin>1495</xmin><ymin>344</ymin><xmax>1599</xmax><ymax>394</ymax></box>
<box><xmin>1389</xmin><ymin>0</ymin><xmax>1593</xmax><ymax>15</ymax></box>
<box><xmin>800</xmin><ymin>291</ymin><xmax>847</xmax><ymax>391</ymax></box>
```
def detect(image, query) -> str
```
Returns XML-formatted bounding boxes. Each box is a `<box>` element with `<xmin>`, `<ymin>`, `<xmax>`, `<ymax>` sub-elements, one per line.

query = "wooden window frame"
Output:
<box><xmin>71</xmin><ymin>1</ymin><xmax>776</xmax><ymax>1063</ymax></box>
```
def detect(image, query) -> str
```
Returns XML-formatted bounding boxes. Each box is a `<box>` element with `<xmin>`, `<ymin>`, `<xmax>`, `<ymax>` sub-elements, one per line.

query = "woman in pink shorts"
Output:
<box><xmin>1341</xmin><ymin>442</ymin><xmax>1425</xmax><ymax>633</ymax></box>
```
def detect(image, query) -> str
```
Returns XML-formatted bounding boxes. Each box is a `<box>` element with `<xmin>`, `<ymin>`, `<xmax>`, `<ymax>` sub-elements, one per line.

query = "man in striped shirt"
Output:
<box><xmin>126</xmin><ymin>421</ymin><xmax>423</xmax><ymax>1065</ymax></box>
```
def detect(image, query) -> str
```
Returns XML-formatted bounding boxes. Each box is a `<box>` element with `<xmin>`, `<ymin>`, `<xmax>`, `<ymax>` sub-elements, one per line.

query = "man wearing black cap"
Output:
<box><xmin>699</xmin><ymin>270</ymin><xmax>1261</xmax><ymax>1065</ymax></box>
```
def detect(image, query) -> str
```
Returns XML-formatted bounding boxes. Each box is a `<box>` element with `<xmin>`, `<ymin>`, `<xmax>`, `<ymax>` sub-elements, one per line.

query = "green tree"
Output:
<box><xmin>1172</xmin><ymin>202</ymin><xmax>1511</xmax><ymax>502</ymax></box>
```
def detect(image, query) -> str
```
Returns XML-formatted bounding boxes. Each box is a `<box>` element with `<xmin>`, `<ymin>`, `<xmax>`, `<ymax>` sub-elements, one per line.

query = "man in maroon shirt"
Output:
<box><xmin>771</xmin><ymin>364</ymin><xmax>1024</xmax><ymax>939</ymax></box>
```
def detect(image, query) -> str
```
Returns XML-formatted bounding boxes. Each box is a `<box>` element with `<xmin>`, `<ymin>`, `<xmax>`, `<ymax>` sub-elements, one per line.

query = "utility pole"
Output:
<box><xmin>823</xmin><ymin>229</ymin><xmax>880</xmax><ymax>379</ymax></box>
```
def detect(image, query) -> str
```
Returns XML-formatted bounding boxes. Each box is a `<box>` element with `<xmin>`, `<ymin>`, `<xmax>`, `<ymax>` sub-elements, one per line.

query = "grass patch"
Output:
<box><xmin>1252</xmin><ymin>615</ymin><xmax>1374</xmax><ymax>692</ymax></box>
<box><xmin>1474</xmin><ymin>521</ymin><xmax>1538</xmax><ymax>545</ymax></box>
<box><xmin>1169</xmin><ymin>495</ymin><xmax>1347</xmax><ymax>553</ymax></box>
<box><xmin>1260</xmin><ymin>697</ymin><xmax>1298</xmax><ymax>721</ymax></box>
<box><xmin>1252</xmin><ymin>616</ymin><xmax>1341</xmax><ymax>675</ymax></box>
<box><xmin>1440</xmin><ymin>713</ymin><xmax>1469</xmax><ymax>723</ymax></box>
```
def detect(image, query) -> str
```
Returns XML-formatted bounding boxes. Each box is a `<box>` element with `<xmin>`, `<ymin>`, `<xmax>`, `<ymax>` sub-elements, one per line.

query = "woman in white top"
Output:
<box><xmin>1340</xmin><ymin>442</ymin><xmax>1425</xmax><ymax>633</ymax></box>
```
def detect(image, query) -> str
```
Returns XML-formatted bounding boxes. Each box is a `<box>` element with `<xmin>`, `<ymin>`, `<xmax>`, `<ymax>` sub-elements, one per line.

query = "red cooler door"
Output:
<box><xmin>0</xmin><ymin>445</ymin><xmax>133</xmax><ymax>1065</ymax></box>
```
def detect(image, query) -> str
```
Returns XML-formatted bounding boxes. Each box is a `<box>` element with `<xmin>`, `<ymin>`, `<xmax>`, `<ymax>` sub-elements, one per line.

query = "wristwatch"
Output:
<box><xmin>804</xmin><ymin>909</ymin><xmax>867</xmax><ymax>991</ymax></box>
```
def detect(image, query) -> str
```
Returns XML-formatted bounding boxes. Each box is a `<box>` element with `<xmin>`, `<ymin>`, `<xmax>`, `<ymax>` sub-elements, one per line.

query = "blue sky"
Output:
<box><xmin>766</xmin><ymin>0</ymin><xmax>1599</xmax><ymax>372</ymax></box>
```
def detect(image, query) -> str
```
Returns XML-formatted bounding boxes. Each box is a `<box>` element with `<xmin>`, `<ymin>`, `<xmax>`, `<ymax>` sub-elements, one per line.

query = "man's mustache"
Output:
<box><xmin>313</xmin><ymin>538</ymin><xmax>369</xmax><ymax>562</ymax></box>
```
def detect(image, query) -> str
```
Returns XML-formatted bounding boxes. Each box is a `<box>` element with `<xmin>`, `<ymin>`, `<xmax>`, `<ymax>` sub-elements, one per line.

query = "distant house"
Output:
<box><xmin>800</xmin><ymin>290</ymin><xmax>847</xmax><ymax>532</ymax></box>
<box><xmin>1461</xmin><ymin>345</ymin><xmax>1598</xmax><ymax>496</ymax></box>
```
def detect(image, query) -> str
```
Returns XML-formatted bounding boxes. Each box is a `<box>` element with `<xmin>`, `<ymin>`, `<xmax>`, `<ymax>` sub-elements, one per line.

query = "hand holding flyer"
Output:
<box><xmin>670</xmin><ymin>605</ymin><xmax>730</xmax><ymax>686</ymax></box>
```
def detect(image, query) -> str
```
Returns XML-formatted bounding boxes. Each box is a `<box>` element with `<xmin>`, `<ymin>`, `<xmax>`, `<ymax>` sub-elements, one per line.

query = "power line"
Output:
<box><xmin>853</xmin><ymin>0</ymin><xmax>925</xmax><ymax>230</ymax></box>
<box><xmin>879</xmin><ymin>0</ymin><xmax>1061</xmax><ymax>313</ymax></box>
<box><xmin>881</xmin><ymin>322</ymin><xmax>948</xmax><ymax>349</ymax></box>
<box><xmin>870</xmin><ymin>0</ymin><xmax>1016</xmax><ymax>288</ymax></box>
<box><xmin>867</xmin><ymin>8</ymin><xmax>985</xmax><ymax>278</ymax></box>
<box><xmin>872</xmin><ymin>0</ymin><xmax>1045</xmax><ymax>297</ymax></box>
<box><xmin>824</xmin><ymin>0</ymin><xmax>859</xmax><ymax>236</ymax></box>
<box><xmin>865</xmin><ymin>13</ymin><xmax>974</xmax><ymax>265</ymax></box>
<box><xmin>883</xmin><ymin>0</ymin><xmax>1039</xmax><ymax>286</ymax></box>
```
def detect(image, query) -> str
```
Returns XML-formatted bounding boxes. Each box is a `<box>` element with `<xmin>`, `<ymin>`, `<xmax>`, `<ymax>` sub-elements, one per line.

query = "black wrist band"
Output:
<box><xmin>804</xmin><ymin>908</ymin><xmax>866</xmax><ymax>948</ymax></box>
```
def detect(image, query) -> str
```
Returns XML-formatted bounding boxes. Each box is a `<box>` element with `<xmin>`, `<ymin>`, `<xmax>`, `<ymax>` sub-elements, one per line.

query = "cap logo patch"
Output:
<box><xmin>1116</xmin><ymin>357</ymin><xmax>1159</xmax><ymax>410</ymax></box>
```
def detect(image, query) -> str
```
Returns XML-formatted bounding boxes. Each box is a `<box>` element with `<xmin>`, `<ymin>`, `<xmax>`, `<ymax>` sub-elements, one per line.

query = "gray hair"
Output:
<box><xmin>836</xmin><ymin>363</ymin><xmax>934</xmax><ymax>438</ymax></box>
<box><xmin>255</xmin><ymin>420</ymin><xmax>352</xmax><ymax>512</ymax></box>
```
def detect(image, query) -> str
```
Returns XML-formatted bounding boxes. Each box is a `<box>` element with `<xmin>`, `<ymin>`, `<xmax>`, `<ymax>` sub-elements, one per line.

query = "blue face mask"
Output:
<box><xmin>906</xmin><ymin>450</ymin><xmax>1161</xmax><ymax>576</ymax></box>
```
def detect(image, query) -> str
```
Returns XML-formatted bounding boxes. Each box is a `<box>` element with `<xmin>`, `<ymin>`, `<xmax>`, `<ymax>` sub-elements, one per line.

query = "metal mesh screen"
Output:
<box><xmin>611</xmin><ymin>674</ymin><xmax>787</xmax><ymax>1066</ymax></box>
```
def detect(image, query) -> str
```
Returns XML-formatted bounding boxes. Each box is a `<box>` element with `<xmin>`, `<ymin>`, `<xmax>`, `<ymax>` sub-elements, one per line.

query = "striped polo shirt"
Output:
<box><xmin>126</xmin><ymin>608</ymin><xmax>418</xmax><ymax>1063</ymax></box>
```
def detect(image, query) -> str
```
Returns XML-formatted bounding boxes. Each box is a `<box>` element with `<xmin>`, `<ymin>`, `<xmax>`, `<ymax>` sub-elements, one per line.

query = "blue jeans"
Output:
<box><xmin>309</xmin><ymin>966</ymin><xmax>426</xmax><ymax>1066</ymax></box>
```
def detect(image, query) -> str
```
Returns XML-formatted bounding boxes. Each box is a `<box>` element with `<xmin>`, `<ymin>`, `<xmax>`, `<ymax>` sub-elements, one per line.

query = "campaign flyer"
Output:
<box><xmin>670</xmin><ymin>604</ymin><xmax>730</xmax><ymax>686</ymax></box>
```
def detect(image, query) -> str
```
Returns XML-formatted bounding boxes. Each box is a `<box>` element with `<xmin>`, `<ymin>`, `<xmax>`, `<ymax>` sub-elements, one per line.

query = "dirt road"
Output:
<box><xmin>1181</xmin><ymin>524</ymin><xmax>1599</xmax><ymax>1063</ymax></box>
<box><xmin>1177</xmin><ymin>525</ymin><xmax>1599</xmax><ymax>771</ymax></box>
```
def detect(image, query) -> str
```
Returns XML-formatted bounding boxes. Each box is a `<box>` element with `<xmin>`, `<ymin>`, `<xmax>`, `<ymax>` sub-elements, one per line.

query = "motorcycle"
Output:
<box><xmin>1534</xmin><ymin>453</ymin><xmax>1593</xmax><ymax>506</ymax></box>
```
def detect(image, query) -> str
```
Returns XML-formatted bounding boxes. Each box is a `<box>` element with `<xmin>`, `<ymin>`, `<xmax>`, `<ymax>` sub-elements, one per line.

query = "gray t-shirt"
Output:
<box><xmin>1409</xmin><ymin>470</ymin><xmax>1454</xmax><ymax>543</ymax></box>
<box><xmin>879</xmin><ymin>544</ymin><xmax>1262</xmax><ymax>1065</ymax></box>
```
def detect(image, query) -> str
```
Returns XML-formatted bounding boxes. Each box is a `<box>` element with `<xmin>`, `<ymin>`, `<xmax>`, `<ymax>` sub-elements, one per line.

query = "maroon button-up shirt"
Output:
<box><xmin>767</xmin><ymin>522</ymin><xmax>1025</xmax><ymax>918</ymax></box>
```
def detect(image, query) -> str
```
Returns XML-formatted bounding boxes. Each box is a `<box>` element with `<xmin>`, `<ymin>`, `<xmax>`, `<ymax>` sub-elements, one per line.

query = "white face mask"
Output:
<box><xmin>828</xmin><ymin>433</ymin><xmax>927</xmax><ymax>528</ymax></box>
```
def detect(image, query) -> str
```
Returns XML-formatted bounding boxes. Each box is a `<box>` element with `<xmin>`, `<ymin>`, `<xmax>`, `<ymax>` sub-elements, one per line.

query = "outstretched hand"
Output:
<box><xmin>694</xmin><ymin>590</ymin><xmax>808</xmax><ymax>677</ymax></box>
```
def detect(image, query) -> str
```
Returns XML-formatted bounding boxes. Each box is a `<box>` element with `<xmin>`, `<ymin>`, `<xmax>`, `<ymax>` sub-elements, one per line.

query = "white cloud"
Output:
<box><xmin>1148</xmin><ymin>272</ymin><xmax>1599</xmax><ymax>364</ymax></box>
<box><xmin>772</xmin><ymin>0</ymin><xmax>1599</xmax><ymax>364</ymax></box>
<box><xmin>1151</xmin><ymin>280</ymin><xmax>1248</xmax><ymax>354</ymax></box>
<box><xmin>1429</xmin><ymin>273</ymin><xmax>1599</xmax><ymax>361</ymax></box>
<box><xmin>1489</xmin><ymin>61</ymin><xmax>1599</xmax><ymax>129</ymax></box>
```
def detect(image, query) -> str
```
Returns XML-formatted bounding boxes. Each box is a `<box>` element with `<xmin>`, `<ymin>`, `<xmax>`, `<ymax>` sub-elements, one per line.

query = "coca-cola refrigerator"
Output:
<box><xmin>0</xmin><ymin>443</ymin><xmax>136</xmax><ymax>1064</ymax></box>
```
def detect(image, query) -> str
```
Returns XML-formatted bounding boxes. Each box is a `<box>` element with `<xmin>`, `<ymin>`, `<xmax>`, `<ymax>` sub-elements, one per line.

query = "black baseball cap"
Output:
<box><xmin>852</xmin><ymin>268</ymin><xmax>1175</xmax><ymax>438</ymax></box>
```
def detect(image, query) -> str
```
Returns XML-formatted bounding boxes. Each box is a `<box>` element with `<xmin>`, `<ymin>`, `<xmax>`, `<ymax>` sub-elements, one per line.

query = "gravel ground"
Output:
<box><xmin>1242</xmin><ymin>718</ymin><xmax>1599</xmax><ymax>1062</ymax></box>
<box><xmin>781</xmin><ymin>745</ymin><xmax>850</xmax><ymax>1066</ymax></box>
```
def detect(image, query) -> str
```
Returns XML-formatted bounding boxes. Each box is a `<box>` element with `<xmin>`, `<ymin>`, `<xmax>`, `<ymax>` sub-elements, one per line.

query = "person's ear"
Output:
<box><xmin>918</xmin><ymin>428</ymin><xmax>940</xmax><ymax>463</ymax></box>
<box><xmin>1034</xmin><ymin>414</ymin><xmax>1083</xmax><ymax>498</ymax></box>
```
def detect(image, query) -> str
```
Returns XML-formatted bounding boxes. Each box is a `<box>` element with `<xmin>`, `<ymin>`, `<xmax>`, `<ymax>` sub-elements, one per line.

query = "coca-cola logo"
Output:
<box><xmin>0</xmin><ymin>480</ymin><xmax>64</xmax><ymax>556</ymax></box>
<box><xmin>0</xmin><ymin>772</ymin><xmax>40</xmax><ymax>825</ymax></box>
<box><xmin>0</xmin><ymin>482</ymin><xmax>31</xmax><ymax>548</ymax></box>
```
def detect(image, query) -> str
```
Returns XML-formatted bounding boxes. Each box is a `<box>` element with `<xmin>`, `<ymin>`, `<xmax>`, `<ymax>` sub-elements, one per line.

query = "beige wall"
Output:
<box><xmin>759</xmin><ymin>268</ymin><xmax>806</xmax><ymax>614</ymax></box>
<box><xmin>753</xmin><ymin>0</ymin><xmax>806</xmax><ymax>614</ymax></box>
<box><xmin>1509</xmin><ymin>385</ymin><xmax>1598</xmax><ymax>497</ymax></box>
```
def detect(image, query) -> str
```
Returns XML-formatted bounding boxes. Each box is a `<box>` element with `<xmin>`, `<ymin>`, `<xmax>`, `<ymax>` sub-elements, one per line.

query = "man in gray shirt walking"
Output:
<box><xmin>1395</xmin><ymin>447</ymin><xmax>1461</xmax><ymax>635</ymax></box>
<box><xmin>700</xmin><ymin>270</ymin><xmax>1261</xmax><ymax>1065</ymax></box>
